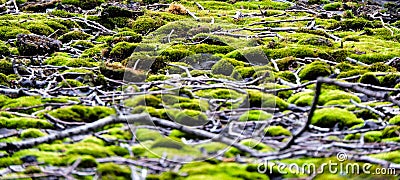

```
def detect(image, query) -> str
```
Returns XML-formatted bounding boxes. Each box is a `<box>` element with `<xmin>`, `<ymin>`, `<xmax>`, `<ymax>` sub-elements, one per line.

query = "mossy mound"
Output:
<box><xmin>131</xmin><ymin>105</ymin><xmax>160</xmax><ymax>117</ymax></box>
<box><xmin>264</xmin><ymin>126</ymin><xmax>291</xmax><ymax>136</ymax></box>
<box><xmin>388</xmin><ymin>115</ymin><xmax>400</xmax><ymax>125</ymax></box>
<box><xmin>58</xmin><ymin>30</ymin><xmax>92</xmax><ymax>43</ymax></box>
<box><xmin>238</xmin><ymin>110</ymin><xmax>272</xmax><ymax>121</ymax></box>
<box><xmin>311</xmin><ymin>108</ymin><xmax>364</xmax><ymax>128</ymax></box>
<box><xmin>359</xmin><ymin>72</ymin><xmax>380</xmax><ymax>86</ymax></box>
<box><xmin>135</xmin><ymin>128</ymin><xmax>163</xmax><ymax>142</ymax></box>
<box><xmin>288</xmin><ymin>90</ymin><xmax>360</xmax><ymax>107</ymax></box>
<box><xmin>68</xmin><ymin>155</ymin><xmax>98</xmax><ymax>168</ymax></box>
<box><xmin>299</xmin><ymin>61</ymin><xmax>331</xmax><ymax>81</ymax></box>
<box><xmin>174</xmin><ymin>109</ymin><xmax>208</xmax><ymax>126</ymax></box>
<box><xmin>49</xmin><ymin>105</ymin><xmax>115</xmax><ymax>123</ymax></box>
<box><xmin>97</xmin><ymin>163</ymin><xmax>131</xmax><ymax>179</ymax></box>
<box><xmin>344</xmin><ymin>131</ymin><xmax>383</xmax><ymax>142</ymax></box>
<box><xmin>125</xmin><ymin>94</ymin><xmax>162</xmax><ymax>108</ymax></box>
<box><xmin>246</xmin><ymin>90</ymin><xmax>289</xmax><ymax>110</ymax></box>
<box><xmin>211</xmin><ymin>58</ymin><xmax>247</xmax><ymax>76</ymax></box>
<box><xmin>20</xmin><ymin>128</ymin><xmax>46</xmax><ymax>139</ymax></box>
<box><xmin>195</xmin><ymin>88</ymin><xmax>243</xmax><ymax>100</ymax></box>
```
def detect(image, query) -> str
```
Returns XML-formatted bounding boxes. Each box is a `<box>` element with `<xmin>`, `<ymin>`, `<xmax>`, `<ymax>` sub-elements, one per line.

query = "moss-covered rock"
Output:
<box><xmin>135</xmin><ymin>128</ymin><xmax>163</xmax><ymax>142</ymax></box>
<box><xmin>68</xmin><ymin>155</ymin><xmax>98</xmax><ymax>168</ymax></box>
<box><xmin>20</xmin><ymin>128</ymin><xmax>46</xmax><ymax>139</ymax></box>
<box><xmin>58</xmin><ymin>30</ymin><xmax>91</xmax><ymax>43</ymax></box>
<box><xmin>97</xmin><ymin>163</ymin><xmax>131</xmax><ymax>179</ymax></box>
<box><xmin>238</xmin><ymin>110</ymin><xmax>272</xmax><ymax>121</ymax></box>
<box><xmin>264</xmin><ymin>126</ymin><xmax>291</xmax><ymax>136</ymax></box>
<box><xmin>49</xmin><ymin>105</ymin><xmax>115</xmax><ymax>123</ymax></box>
<box><xmin>359</xmin><ymin>72</ymin><xmax>380</xmax><ymax>86</ymax></box>
<box><xmin>246</xmin><ymin>90</ymin><xmax>289</xmax><ymax>110</ymax></box>
<box><xmin>109</xmin><ymin>42</ymin><xmax>138</xmax><ymax>60</ymax></box>
<box><xmin>311</xmin><ymin>108</ymin><xmax>364</xmax><ymax>128</ymax></box>
<box><xmin>131</xmin><ymin>105</ymin><xmax>160</xmax><ymax>117</ymax></box>
<box><xmin>125</xmin><ymin>94</ymin><xmax>162</xmax><ymax>108</ymax></box>
<box><xmin>299</xmin><ymin>61</ymin><xmax>331</xmax><ymax>81</ymax></box>
<box><xmin>174</xmin><ymin>109</ymin><xmax>208</xmax><ymax>126</ymax></box>
<box><xmin>388</xmin><ymin>115</ymin><xmax>400</xmax><ymax>125</ymax></box>
<box><xmin>211</xmin><ymin>58</ymin><xmax>247</xmax><ymax>76</ymax></box>
<box><xmin>131</xmin><ymin>16</ymin><xmax>164</xmax><ymax>35</ymax></box>
<box><xmin>380</xmin><ymin>73</ymin><xmax>400</xmax><ymax>88</ymax></box>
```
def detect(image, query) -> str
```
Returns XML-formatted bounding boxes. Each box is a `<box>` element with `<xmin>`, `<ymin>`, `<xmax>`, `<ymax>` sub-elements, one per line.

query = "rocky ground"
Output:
<box><xmin>0</xmin><ymin>0</ymin><xmax>399</xmax><ymax>179</ymax></box>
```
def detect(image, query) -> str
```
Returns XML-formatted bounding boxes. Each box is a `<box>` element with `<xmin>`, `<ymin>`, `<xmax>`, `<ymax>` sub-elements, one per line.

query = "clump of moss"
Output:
<box><xmin>275</xmin><ymin>56</ymin><xmax>296</xmax><ymax>71</ymax></box>
<box><xmin>238</xmin><ymin>110</ymin><xmax>272</xmax><ymax>121</ymax></box>
<box><xmin>24</xmin><ymin>166</ymin><xmax>41</xmax><ymax>174</ymax></box>
<box><xmin>299</xmin><ymin>61</ymin><xmax>331</xmax><ymax>81</ymax></box>
<box><xmin>124</xmin><ymin>94</ymin><xmax>162</xmax><ymax>108</ymax></box>
<box><xmin>109</xmin><ymin>42</ymin><xmax>138</xmax><ymax>60</ymax></box>
<box><xmin>58</xmin><ymin>30</ymin><xmax>91</xmax><ymax>43</ymax></box>
<box><xmin>359</xmin><ymin>73</ymin><xmax>380</xmax><ymax>86</ymax></box>
<box><xmin>246</xmin><ymin>90</ymin><xmax>289</xmax><ymax>110</ymax></box>
<box><xmin>264</xmin><ymin>126</ymin><xmax>291</xmax><ymax>136</ymax></box>
<box><xmin>345</xmin><ymin>131</ymin><xmax>383</xmax><ymax>142</ymax></box>
<box><xmin>151</xmin><ymin>138</ymin><xmax>184</xmax><ymax>149</ymax></box>
<box><xmin>58</xmin><ymin>79</ymin><xmax>84</xmax><ymax>88</ymax></box>
<box><xmin>0</xmin><ymin>117</ymin><xmax>53</xmax><ymax>129</ymax></box>
<box><xmin>61</xmin><ymin>0</ymin><xmax>105</xmax><ymax>10</ymax></box>
<box><xmin>299</xmin><ymin>36</ymin><xmax>333</xmax><ymax>47</ymax></box>
<box><xmin>380</xmin><ymin>73</ymin><xmax>400</xmax><ymax>88</ymax></box>
<box><xmin>71</xmin><ymin>40</ymin><xmax>94</xmax><ymax>50</ymax></box>
<box><xmin>323</xmin><ymin>2</ymin><xmax>342</xmax><ymax>11</ymax></box>
<box><xmin>131</xmin><ymin>16</ymin><xmax>164</xmax><ymax>35</ymax></box>
<box><xmin>311</xmin><ymin>108</ymin><xmax>364</xmax><ymax>128</ymax></box>
<box><xmin>388</xmin><ymin>115</ymin><xmax>400</xmax><ymax>125</ymax></box>
<box><xmin>68</xmin><ymin>155</ymin><xmax>98</xmax><ymax>168</ymax></box>
<box><xmin>49</xmin><ymin>105</ymin><xmax>115</xmax><ymax>123</ymax></box>
<box><xmin>367</xmin><ymin>62</ymin><xmax>396</xmax><ymax>72</ymax></box>
<box><xmin>195</xmin><ymin>88</ymin><xmax>242</xmax><ymax>100</ymax></box>
<box><xmin>135</xmin><ymin>128</ymin><xmax>163</xmax><ymax>141</ymax></box>
<box><xmin>382</xmin><ymin>126</ymin><xmax>400</xmax><ymax>138</ymax></box>
<box><xmin>174</xmin><ymin>109</ymin><xmax>208</xmax><ymax>126</ymax></box>
<box><xmin>0</xmin><ymin>59</ymin><xmax>13</xmax><ymax>75</ymax></box>
<box><xmin>97</xmin><ymin>163</ymin><xmax>131</xmax><ymax>179</ymax></box>
<box><xmin>211</xmin><ymin>58</ymin><xmax>247</xmax><ymax>76</ymax></box>
<box><xmin>1</xmin><ymin>96</ymin><xmax>43</xmax><ymax>114</ymax></box>
<box><xmin>131</xmin><ymin>105</ymin><xmax>160</xmax><ymax>117</ymax></box>
<box><xmin>81</xmin><ymin>136</ymin><xmax>105</xmax><ymax>146</ymax></box>
<box><xmin>319</xmin><ymin>90</ymin><xmax>361</xmax><ymax>105</ymax></box>
<box><xmin>21</xmin><ymin>22</ymin><xmax>54</xmax><ymax>36</ymax></box>
<box><xmin>20</xmin><ymin>128</ymin><xmax>46</xmax><ymax>139</ymax></box>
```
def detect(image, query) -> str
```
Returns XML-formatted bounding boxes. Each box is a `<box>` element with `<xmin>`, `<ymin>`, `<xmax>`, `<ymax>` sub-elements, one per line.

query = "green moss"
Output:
<box><xmin>337</xmin><ymin>69</ymin><xmax>368</xmax><ymax>78</ymax></box>
<box><xmin>132</xmin><ymin>105</ymin><xmax>160</xmax><ymax>117</ymax></box>
<box><xmin>238</xmin><ymin>110</ymin><xmax>272</xmax><ymax>122</ymax></box>
<box><xmin>323</xmin><ymin>2</ymin><xmax>342</xmax><ymax>11</ymax></box>
<box><xmin>359</xmin><ymin>72</ymin><xmax>380</xmax><ymax>86</ymax></box>
<box><xmin>135</xmin><ymin>128</ymin><xmax>163</xmax><ymax>142</ymax></box>
<box><xmin>81</xmin><ymin>44</ymin><xmax>107</xmax><ymax>58</ymax></box>
<box><xmin>260</xmin><ymin>83</ymin><xmax>293</xmax><ymax>99</ymax></box>
<box><xmin>58</xmin><ymin>79</ymin><xmax>84</xmax><ymax>88</ymax></box>
<box><xmin>275</xmin><ymin>56</ymin><xmax>296</xmax><ymax>71</ymax></box>
<box><xmin>131</xmin><ymin>16</ymin><xmax>164</xmax><ymax>35</ymax></box>
<box><xmin>195</xmin><ymin>88</ymin><xmax>242</xmax><ymax>100</ymax></box>
<box><xmin>1</xmin><ymin>96</ymin><xmax>43</xmax><ymax>114</ymax></box>
<box><xmin>0</xmin><ymin>157</ymin><xmax>22</xmax><ymax>167</ymax></box>
<box><xmin>264</xmin><ymin>126</ymin><xmax>291</xmax><ymax>136</ymax></box>
<box><xmin>246</xmin><ymin>90</ymin><xmax>289</xmax><ymax>110</ymax></box>
<box><xmin>174</xmin><ymin>109</ymin><xmax>208</xmax><ymax>126</ymax></box>
<box><xmin>81</xmin><ymin>136</ymin><xmax>105</xmax><ymax>146</ymax></box>
<box><xmin>382</xmin><ymin>126</ymin><xmax>400</xmax><ymax>138</ymax></box>
<box><xmin>299</xmin><ymin>36</ymin><xmax>333</xmax><ymax>47</ymax></box>
<box><xmin>49</xmin><ymin>105</ymin><xmax>115</xmax><ymax>123</ymax></box>
<box><xmin>109</xmin><ymin>42</ymin><xmax>139</xmax><ymax>60</ymax></box>
<box><xmin>68</xmin><ymin>155</ymin><xmax>98</xmax><ymax>168</ymax></box>
<box><xmin>196</xmin><ymin>142</ymin><xmax>228</xmax><ymax>154</ymax></box>
<box><xmin>0</xmin><ymin>59</ymin><xmax>13</xmax><ymax>75</ymax></box>
<box><xmin>24</xmin><ymin>166</ymin><xmax>41</xmax><ymax>174</ymax></box>
<box><xmin>380</xmin><ymin>73</ymin><xmax>400</xmax><ymax>88</ymax></box>
<box><xmin>367</xmin><ymin>62</ymin><xmax>396</xmax><ymax>72</ymax></box>
<box><xmin>61</xmin><ymin>0</ymin><xmax>105</xmax><ymax>9</ymax></box>
<box><xmin>21</xmin><ymin>22</ymin><xmax>54</xmax><ymax>36</ymax></box>
<box><xmin>20</xmin><ymin>128</ymin><xmax>46</xmax><ymax>139</ymax></box>
<box><xmin>211</xmin><ymin>58</ymin><xmax>247</xmax><ymax>76</ymax></box>
<box><xmin>319</xmin><ymin>90</ymin><xmax>361</xmax><ymax>105</ymax></box>
<box><xmin>327</xmin><ymin>18</ymin><xmax>381</xmax><ymax>31</ymax></box>
<box><xmin>66</xmin><ymin>142</ymin><xmax>115</xmax><ymax>158</ymax></box>
<box><xmin>364</xmin><ymin>131</ymin><xmax>383</xmax><ymax>142</ymax></box>
<box><xmin>125</xmin><ymin>94</ymin><xmax>162</xmax><ymax>108</ymax></box>
<box><xmin>370</xmin><ymin>150</ymin><xmax>400</xmax><ymax>164</ymax></box>
<box><xmin>146</xmin><ymin>74</ymin><xmax>170</xmax><ymax>82</ymax></box>
<box><xmin>388</xmin><ymin>115</ymin><xmax>400</xmax><ymax>125</ymax></box>
<box><xmin>58</xmin><ymin>30</ymin><xmax>91</xmax><ymax>43</ymax></box>
<box><xmin>299</xmin><ymin>61</ymin><xmax>331</xmax><ymax>81</ymax></box>
<box><xmin>151</xmin><ymin>137</ymin><xmax>184</xmax><ymax>149</ymax></box>
<box><xmin>97</xmin><ymin>163</ymin><xmax>131</xmax><ymax>179</ymax></box>
<box><xmin>71</xmin><ymin>40</ymin><xmax>94</xmax><ymax>50</ymax></box>
<box><xmin>0</xmin><ymin>117</ymin><xmax>53</xmax><ymax>129</ymax></box>
<box><xmin>311</xmin><ymin>108</ymin><xmax>364</xmax><ymax>128</ymax></box>
<box><xmin>172</xmin><ymin>100</ymin><xmax>209</xmax><ymax>111</ymax></box>
<box><xmin>107</xmin><ymin>145</ymin><xmax>129</xmax><ymax>156</ymax></box>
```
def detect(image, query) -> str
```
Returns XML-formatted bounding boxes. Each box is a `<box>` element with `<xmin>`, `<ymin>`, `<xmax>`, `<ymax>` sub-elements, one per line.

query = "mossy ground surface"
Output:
<box><xmin>0</xmin><ymin>0</ymin><xmax>399</xmax><ymax>179</ymax></box>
